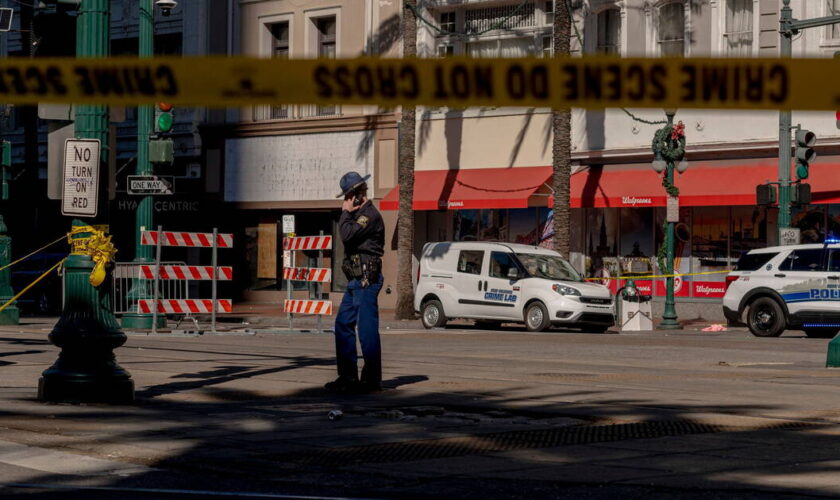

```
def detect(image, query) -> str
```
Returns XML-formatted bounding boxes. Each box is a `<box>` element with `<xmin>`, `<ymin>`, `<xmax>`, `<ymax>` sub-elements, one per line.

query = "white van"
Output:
<box><xmin>414</xmin><ymin>241</ymin><xmax>615</xmax><ymax>332</ymax></box>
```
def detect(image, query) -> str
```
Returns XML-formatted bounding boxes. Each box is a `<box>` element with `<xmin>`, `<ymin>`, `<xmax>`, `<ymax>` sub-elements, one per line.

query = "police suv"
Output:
<box><xmin>415</xmin><ymin>241</ymin><xmax>615</xmax><ymax>332</ymax></box>
<box><xmin>723</xmin><ymin>242</ymin><xmax>840</xmax><ymax>338</ymax></box>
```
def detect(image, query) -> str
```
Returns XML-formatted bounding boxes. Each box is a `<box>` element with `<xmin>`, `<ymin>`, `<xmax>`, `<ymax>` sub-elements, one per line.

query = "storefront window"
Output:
<box><xmin>792</xmin><ymin>205</ymin><xmax>827</xmax><ymax>243</ymax></box>
<box><xmin>619</xmin><ymin>207</ymin><xmax>654</xmax><ymax>275</ymax></box>
<box><xmin>692</xmin><ymin>207</ymin><xmax>729</xmax><ymax>269</ymax></box>
<box><xmin>828</xmin><ymin>205</ymin><xmax>840</xmax><ymax>240</ymax></box>
<box><xmin>585</xmin><ymin>208</ymin><xmax>619</xmax><ymax>278</ymax></box>
<box><xmin>454</xmin><ymin>209</ymin><xmax>480</xmax><ymax>241</ymax></box>
<box><xmin>731</xmin><ymin>206</ymin><xmax>768</xmax><ymax>261</ymax></box>
<box><xmin>480</xmin><ymin>209</ymin><xmax>509</xmax><ymax>241</ymax></box>
<box><xmin>509</xmin><ymin>208</ymin><xmax>539</xmax><ymax>245</ymax></box>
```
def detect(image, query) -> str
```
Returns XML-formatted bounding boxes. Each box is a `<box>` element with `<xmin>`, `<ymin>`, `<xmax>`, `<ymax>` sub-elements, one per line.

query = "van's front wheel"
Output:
<box><xmin>524</xmin><ymin>302</ymin><xmax>550</xmax><ymax>332</ymax></box>
<box><xmin>421</xmin><ymin>299</ymin><xmax>447</xmax><ymax>329</ymax></box>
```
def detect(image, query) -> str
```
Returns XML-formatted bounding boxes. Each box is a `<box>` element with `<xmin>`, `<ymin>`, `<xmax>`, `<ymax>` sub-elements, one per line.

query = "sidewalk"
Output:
<box><xmin>0</xmin><ymin>323</ymin><xmax>835</xmax><ymax>498</ymax></box>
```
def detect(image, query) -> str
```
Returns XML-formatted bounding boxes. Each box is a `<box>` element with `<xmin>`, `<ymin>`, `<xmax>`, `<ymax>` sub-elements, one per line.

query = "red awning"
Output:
<box><xmin>380</xmin><ymin>166</ymin><xmax>552</xmax><ymax>211</ymax></box>
<box><xmin>571</xmin><ymin>160</ymin><xmax>840</xmax><ymax>208</ymax></box>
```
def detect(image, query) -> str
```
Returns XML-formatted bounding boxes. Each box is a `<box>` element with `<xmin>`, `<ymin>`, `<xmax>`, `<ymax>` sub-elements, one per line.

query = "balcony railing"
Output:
<box><xmin>253</xmin><ymin>104</ymin><xmax>341</xmax><ymax>122</ymax></box>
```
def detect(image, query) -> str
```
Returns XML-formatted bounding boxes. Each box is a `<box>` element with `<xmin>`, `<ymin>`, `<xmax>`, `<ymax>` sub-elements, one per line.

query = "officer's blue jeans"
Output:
<box><xmin>334</xmin><ymin>273</ymin><xmax>383</xmax><ymax>383</ymax></box>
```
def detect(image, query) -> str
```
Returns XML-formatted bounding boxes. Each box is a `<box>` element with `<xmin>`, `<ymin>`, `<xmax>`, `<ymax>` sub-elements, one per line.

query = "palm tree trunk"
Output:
<box><xmin>552</xmin><ymin>0</ymin><xmax>572</xmax><ymax>257</ymax></box>
<box><xmin>395</xmin><ymin>0</ymin><xmax>417</xmax><ymax>320</ymax></box>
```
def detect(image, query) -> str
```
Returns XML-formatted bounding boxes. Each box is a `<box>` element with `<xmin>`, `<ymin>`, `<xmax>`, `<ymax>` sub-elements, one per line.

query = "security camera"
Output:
<box><xmin>156</xmin><ymin>0</ymin><xmax>177</xmax><ymax>16</ymax></box>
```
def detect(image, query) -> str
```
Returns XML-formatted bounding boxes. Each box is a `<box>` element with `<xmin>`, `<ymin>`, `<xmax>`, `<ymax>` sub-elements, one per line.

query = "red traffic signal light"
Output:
<box><xmin>158</xmin><ymin>102</ymin><xmax>173</xmax><ymax>112</ymax></box>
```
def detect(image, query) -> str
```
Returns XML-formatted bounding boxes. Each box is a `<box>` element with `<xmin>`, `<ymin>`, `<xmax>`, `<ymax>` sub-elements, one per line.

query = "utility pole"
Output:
<box><xmin>39</xmin><ymin>0</ymin><xmax>134</xmax><ymax>403</ymax></box>
<box><xmin>778</xmin><ymin>0</ymin><xmax>840</xmax><ymax>241</ymax></box>
<box><xmin>121</xmin><ymin>0</ymin><xmax>161</xmax><ymax>329</ymax></box>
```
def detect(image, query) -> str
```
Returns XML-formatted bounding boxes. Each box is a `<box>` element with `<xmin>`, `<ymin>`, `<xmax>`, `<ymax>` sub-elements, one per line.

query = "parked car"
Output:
<box><xmin>723</xmin><ymin>242</ymin><xmax>840</xmax><ymax>338</ymax></box>
<box><xmin>415</xmin><ymin>241</ymin><xmax>614</xmax><ymax>332</ymax></box>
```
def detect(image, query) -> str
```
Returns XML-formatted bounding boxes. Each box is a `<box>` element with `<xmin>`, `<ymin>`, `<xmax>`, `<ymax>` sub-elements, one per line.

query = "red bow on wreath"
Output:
<box><xmin>671</xmin><ymin>121</ymin><xmax>685</xmax><ymax>141</ymax></box>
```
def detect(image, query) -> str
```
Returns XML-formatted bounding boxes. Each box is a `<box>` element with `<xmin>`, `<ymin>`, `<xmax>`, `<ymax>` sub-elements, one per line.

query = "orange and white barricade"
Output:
<box><xmin>283</xmin><ymin>233</ymin><xmax>333</xmax><ymax>332</ymax></box>
<box><xmin>140</xmin><ymin>226</ymin><xmax>233</xmax><ymax>333</ymax></box>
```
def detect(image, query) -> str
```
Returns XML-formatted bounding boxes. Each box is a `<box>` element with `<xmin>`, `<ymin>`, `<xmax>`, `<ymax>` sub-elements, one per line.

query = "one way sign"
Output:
<box><xmin>127</xmin><ymin>175</ymin><xmax>174</xmax><ymax>195</ymax></box>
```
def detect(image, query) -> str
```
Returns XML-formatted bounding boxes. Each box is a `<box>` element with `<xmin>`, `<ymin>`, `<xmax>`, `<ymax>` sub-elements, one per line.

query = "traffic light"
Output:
<box><xmin>155</xmin><ymin>102</ymin><xmax>173</xmax><ymax>135</ymax></box>
<box><xmin>1</xmin><ymin>141</ymin><xmax>9</xmax><ymax>201</ymax></box>
<box><xmin>0</xmin><ymin>141</ymin><xmax>9</xmax><ymax>169</ymax></box>
<box><xmin>794</xmin><ymin>129</ymin><xmax>816</xmax><ymax>180</ymax></box>
<box><xmin>791</xmin><ymin>183</ymin><xmax>812</xmax><ymax>206</ymax></box>
<box><xmin>756</xmin><ymin>184</ymin><xmax>776</xmax><ymax>206</ymax></box>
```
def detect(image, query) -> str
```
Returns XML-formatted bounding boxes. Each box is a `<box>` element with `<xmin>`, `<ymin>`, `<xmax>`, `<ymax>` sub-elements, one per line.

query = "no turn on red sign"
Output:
<box><xmin>61</xmin><ymin>138</ymin><xmax>100</xmax><ymax>217</ymax></box>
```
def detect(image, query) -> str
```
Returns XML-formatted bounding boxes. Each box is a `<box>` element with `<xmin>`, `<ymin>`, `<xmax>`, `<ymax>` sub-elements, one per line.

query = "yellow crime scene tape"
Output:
<box><xmin>584</xmin><ymin>270</ymin><xmax>732</xmax><ymax>281</ymax></box>
<box><xmin>0</xmin><ymin>55</ymin><xmax>830</xmax><ymax>110</ymax></box>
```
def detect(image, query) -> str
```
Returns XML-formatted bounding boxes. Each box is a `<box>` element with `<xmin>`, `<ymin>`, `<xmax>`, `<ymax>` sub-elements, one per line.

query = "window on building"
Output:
<box><xmin>545</xmin><ymin>1</ymin><xmax>554</xmax><ymax>24</ymax></box>
<box><xmin>315</xmin><ymin>16</ymin><xmax>337</xmax><ymax>116</ymax></box>
<box><xmin>542</xmin><ymin>35</ymin><xmax>553</xmax><ymax>57</ymax></box>
<box><xmin>437</xmin><ymin>44</ymin><xmax>455</xmax><ymax>57</ymax></box>
<box><xmin>457</xmin><ymin>250</ymin><xmax>484</xmax><ymax>275</ymax></box>
<box><xmin>440</xmin><ymin>11</ymin><xmax>456</xmax><ymax>33</ymax></box>
<box><xmin>792</xmin><ymin>205</ymin><xmax>827</xmax><ymax>243</ymax></box>
<box><xmin>316</xmin><ymin>17</ymin><xmax>337</xmax><ymax>58</ymax></box>
<box><xmin>724</xmin><ymin>0</ymin><xmax>753</xmax><ymax>56</ymax></box>
<box><xmin>657</xmin><ymin>2</ymin><xmax>685</xmax><ymax>56</ymax></box>
<box><xmin>270</xmin><ymin>22</ymin><xmax>289</xmax><ymax>58</ymax></box>
<box><xmin>269</xmin><ymin>22</ymin><xmax>290</xmax><ymax>120</ymax></box>
<box><xmin>828</xmin><ymin>0</ymin><xmax>840</xmax><ymax>39</ymax></box>
<box><xmin>596</xmin><ymin>8</ymin><xmax>621</xmax><ymax>54</ymax></box>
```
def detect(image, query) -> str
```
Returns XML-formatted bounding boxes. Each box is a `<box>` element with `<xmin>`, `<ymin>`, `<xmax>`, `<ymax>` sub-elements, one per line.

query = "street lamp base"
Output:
<box><xmin>0</xmin><ymin>303</ymin><xmax>19</xmax><ymax>325</ymax></box>
<box><xmin>121</xmin><ymin>313</ymin><xmax>166</xmax><ymax>329</ymax></box>
<box><xmin>39</xmin><ymin>372</ymin><xmax>134</xmax><ymax>404</ymax></box>
<box><xmin>657</xmin><ymin>319</ymin><xmax>683</xmax><ymax>330</ymax></box>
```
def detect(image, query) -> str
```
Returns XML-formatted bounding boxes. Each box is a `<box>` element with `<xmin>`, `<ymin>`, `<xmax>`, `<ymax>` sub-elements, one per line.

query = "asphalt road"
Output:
<box><xmin>0</xmin><ymin>320</ymin><xmax>838</xmax><ymax>499</ymax></box>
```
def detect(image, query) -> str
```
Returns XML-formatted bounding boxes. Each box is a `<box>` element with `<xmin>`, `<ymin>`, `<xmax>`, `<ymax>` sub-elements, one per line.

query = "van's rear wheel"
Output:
<box><xmin>524</xmin><ymin>302</ymin><xmax>550</xmax><ymax>332</ymax></box>
<box><xmin>421</xmin><ymin>299</ymin><xmax>447</xmax><ymax>329</ymax></box>
<box><xmin>804</xmin><ymin>328</ymin><xmax>839</xmax><ymax>339</ymax></box>
<box><xmin>746</xmin><ymin>297</ymin><xmax>785</xmax><ymax>337</ymax></box>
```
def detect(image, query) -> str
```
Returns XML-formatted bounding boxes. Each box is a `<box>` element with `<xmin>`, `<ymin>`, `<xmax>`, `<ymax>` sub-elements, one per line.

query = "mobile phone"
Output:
<box><xmin>353</xmin><ymin>194</ymin><xmax>363</xmax><ymax>207</ymax></box>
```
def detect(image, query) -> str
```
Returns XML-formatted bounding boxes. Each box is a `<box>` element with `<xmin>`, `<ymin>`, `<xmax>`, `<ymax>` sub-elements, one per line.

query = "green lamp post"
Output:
<box><xmin>39</xmin><ymin>0</ymin><xmax>134</xmax><ymax>403</ymax></box>
<box><xmin>0</xmin><ymin>141</ymin><xmax>19</xmax><ymax>325</ymax></box>
<box><xmin>121</xmin><ymin>0</ymin><xmax>164</xmax><ymax>329</ymax></box>
<box><xmin>651</xmin><ymin>109</ymin><xmax>686</xmax><ymax>331</ymax></box>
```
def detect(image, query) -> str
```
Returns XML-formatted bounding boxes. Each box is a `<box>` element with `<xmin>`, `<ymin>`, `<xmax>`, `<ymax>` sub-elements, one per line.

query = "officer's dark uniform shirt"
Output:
<box><xmin>339</xmin><ymin>201</ymin><xmax>385</xmax><ymax>258</ymax></box>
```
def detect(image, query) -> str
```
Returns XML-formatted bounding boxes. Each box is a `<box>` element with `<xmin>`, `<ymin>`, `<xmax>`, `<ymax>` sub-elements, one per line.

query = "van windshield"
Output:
<box><xmin>516</xmin><ymin>253</ymin><xmax>582</xmax><ymax>282</ymax></box>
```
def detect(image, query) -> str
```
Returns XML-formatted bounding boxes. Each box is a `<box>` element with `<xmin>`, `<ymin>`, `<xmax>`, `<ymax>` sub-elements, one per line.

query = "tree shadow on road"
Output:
<box><xmin>1</xmin><ymin>348</ymin><xmax>840</xmax><ymax>499</ymax></box>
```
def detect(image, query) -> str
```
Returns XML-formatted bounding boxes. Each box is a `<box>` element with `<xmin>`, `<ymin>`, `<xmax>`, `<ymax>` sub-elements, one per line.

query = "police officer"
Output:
<box><xmin>326</xmin><ymin>172</ymin><xmax>386</xmax><ymax>393</ymax></box>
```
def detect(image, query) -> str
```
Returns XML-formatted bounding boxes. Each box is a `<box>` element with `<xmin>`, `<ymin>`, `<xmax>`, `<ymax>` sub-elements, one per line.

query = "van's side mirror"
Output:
<box><xmin>507</xmin><ymin>268</ymin><xmax>519</xmax><ymax>279</ymax></box>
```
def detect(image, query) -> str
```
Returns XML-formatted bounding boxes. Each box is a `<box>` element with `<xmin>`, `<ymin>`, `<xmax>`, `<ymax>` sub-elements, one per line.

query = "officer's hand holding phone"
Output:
<box><xmin>342</xmin><ymin>194</ymin><xmax>363</xmax><ymax>213</ymax></box>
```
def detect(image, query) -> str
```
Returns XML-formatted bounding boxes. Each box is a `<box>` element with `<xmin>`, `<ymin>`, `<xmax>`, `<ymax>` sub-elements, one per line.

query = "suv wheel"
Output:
<box><xmin>524</xmin><ymin>302</ymin><xmax>550</xmax><ymax>332</ymax></box>
<box><xmin>746</xmin><ymin>297</ymin><xmax>785</xmax><ymax>337</ymax></box>
<box><xmin>421</xmin><ymin>299</ymin><xmax>447</xmax><ymax>329</ymax></box>
<box><xmin>803</xmin><ymin>328</ymin><xmax>839</xmax><ymax>339</ymax></box>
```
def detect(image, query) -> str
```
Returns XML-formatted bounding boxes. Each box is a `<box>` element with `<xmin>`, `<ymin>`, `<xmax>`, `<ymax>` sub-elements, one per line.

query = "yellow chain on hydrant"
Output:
<box><xmin>68</xmin><ymin>225</ymin><xmax>117</xmax><ymax>287</ymax></box>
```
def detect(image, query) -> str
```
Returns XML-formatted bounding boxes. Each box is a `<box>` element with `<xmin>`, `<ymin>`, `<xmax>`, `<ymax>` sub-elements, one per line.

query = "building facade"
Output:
<box><xmin>0</xmin><ymin>0</ymin><xmax>230</xmax><ymax>314</ymax></box>
<box><xmin>374</xmin><ymin>0</ymin><xmax>840</xmax><ymax>310</ymax></box>
<box><xmin>217</xmin><ymin>0</ymin><xmax>403</xmax><ymax>307</ymax></box>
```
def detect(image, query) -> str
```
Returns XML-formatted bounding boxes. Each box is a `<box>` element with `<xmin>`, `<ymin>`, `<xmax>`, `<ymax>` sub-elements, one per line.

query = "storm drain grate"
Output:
<box><xmin>282</xmin><ymin>420</ymin><xmax>813</xmax><ymax>467</ymax></box>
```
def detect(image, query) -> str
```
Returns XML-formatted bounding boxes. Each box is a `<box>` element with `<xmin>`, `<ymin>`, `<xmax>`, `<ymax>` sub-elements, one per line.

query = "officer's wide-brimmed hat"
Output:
<box><xmin>336</xmin><ymin>171</ymin><xmax>371</xmax><ymax>198</ymax></box>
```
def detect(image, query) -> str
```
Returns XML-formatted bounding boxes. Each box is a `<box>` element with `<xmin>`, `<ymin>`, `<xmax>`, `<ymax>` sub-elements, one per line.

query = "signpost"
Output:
<box><xmin>780</xmin><ymin>227</ymin><xmax>800</xmax><ymax>246</ymax></box>
<box><xmin>61</xmin><ymin>139</ymin><xmax>100</xmax><ymax>217</ymax></box>
<box><xmin>127</xmin><ymin>175</ymin><xmax>174</xmax><ymax>195</ymax></box>
<box><xmin>282</xmin><ymin>215</ymin><xmax>295</xmax><ymax>234</ymax></box>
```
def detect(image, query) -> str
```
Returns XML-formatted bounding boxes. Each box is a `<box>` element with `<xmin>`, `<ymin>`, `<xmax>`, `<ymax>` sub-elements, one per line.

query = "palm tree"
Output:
<box><xmin>395</xmin><ymin>0</ymin><xmax>417</xmax><ymax>320</ymax></box>
<box><xmin>552</xmin><ymin>0</ymin><xmax>572</xmax><ymax>257</ymax></box>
